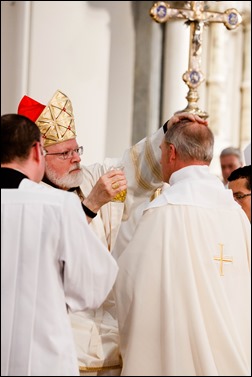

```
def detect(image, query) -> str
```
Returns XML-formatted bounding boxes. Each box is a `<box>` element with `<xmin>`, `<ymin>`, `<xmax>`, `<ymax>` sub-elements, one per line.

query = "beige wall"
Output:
<box><xmin>1</xmin><ymin>1</ymin><xmax>134</xmax><ymax>165</ymax></box>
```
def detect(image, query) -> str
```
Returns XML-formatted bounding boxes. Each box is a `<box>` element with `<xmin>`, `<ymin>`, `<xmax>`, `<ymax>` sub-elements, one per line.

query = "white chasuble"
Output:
<box><xmin>114</xmin><ymin>166</ymin><xmax>251</xmax><ymax>376</ymax></box>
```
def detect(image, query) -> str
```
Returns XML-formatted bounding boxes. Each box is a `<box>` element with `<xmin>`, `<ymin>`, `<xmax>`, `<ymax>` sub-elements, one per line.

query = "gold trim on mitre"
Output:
<box><xmin>36</xmin><ymin>90</ymin><xmax>77</xmax><ymax>147</ymax></box>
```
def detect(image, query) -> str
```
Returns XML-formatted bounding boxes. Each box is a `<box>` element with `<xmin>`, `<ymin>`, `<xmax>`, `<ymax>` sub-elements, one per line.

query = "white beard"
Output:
<box><xmin>45</xmin><ymin>163</ymin><xmax>84</xmax><ymax>190</ymax></box>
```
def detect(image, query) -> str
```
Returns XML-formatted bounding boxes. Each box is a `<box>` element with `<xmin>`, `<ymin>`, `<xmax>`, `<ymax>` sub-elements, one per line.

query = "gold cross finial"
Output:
<box><xmin>150</xmin><ymin>1</ymin><xmax>242</xmax><ymax>118</ymax></box>
<box><xmin>214</xmin><ymin>243</ymin><xmax>233</xmax><ymax>276</ymax></box>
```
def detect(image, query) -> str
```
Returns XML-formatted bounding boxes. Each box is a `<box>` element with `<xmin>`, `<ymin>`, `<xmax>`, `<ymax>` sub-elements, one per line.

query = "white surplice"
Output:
<box><xmin>1</xmin><ymin>179</ymin><xmax>118</xmax><ymax>376</ymax></box>
<box><xmin>69</xmin><ymin>128</ymin><xmax>164</xmax><ymax>374</ymax></box>
<box><xmin>114</xmin><ymin>166</ymin><xmax>251</xmax><ymax>376</ymax></box>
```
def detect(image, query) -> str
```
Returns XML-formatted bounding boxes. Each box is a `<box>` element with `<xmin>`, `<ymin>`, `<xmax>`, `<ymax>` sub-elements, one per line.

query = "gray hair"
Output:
<box><xmin>164</xmin><ymin>119</ymin><xmax>214</xmax><ymax>163</ymax></box>
<box><xmin>220</xmin><ymin>147</ymin><xmax>243</xmax><ymax>163</ymax></box>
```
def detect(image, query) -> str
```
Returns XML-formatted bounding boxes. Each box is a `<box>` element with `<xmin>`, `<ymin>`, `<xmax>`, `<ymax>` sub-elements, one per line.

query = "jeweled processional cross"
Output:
<box><xmin>150</xmin><ymin>1</ymin><xmax>242</xmax><ymax>118</ymax></box>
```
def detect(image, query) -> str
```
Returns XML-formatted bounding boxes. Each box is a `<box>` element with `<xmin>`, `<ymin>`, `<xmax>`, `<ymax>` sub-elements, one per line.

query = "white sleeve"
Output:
<box><xmin>59</xmin><ymin>193</ymin><xmax>118</xmax><ymax>312</ymax></box>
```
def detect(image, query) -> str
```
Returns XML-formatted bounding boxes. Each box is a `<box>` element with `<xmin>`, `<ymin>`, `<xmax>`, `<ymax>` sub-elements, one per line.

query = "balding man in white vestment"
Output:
<box><xmin>114</xmin><ymin>116</ymin><xmax>251</xmax><ymax>376</ymax></box>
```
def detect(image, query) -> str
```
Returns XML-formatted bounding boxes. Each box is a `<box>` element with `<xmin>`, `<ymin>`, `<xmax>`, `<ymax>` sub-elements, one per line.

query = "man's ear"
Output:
<box><xmin>31</xmin><ymin>142</ymin><xmax>42</xmax><ymax>163</ymax></box>
<box><xmin>169</xmin><ymin>143</ymin><xmax>176</xmax><ymax>161</ymax></box>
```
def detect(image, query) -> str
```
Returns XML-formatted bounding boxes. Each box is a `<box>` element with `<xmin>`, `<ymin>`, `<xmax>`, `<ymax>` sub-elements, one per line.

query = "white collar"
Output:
<box><xmin>147</xmin><ymin>165</ymin><xmax>239</xmax><ymax>210</ymax></box>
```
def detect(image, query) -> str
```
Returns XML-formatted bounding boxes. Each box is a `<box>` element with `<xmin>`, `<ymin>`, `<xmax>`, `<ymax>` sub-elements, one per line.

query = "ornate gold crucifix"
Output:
<box><xmin>150</xmin><ymin>1</ymin><xmax>242</xmax><ymax>118</ymax></box>
<box><xmin>214</xmin><ymin>243</ymin><xmax>233</xmax><ymax>276</ymax></box>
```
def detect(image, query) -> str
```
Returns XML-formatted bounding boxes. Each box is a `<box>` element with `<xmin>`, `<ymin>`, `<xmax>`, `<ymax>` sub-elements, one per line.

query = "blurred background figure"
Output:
<box><xmin>219</xmin><ymin>147</ymin><xmax>244</xmax><ymax>187</ymax></box>
<box><xmin>228</xmin><ymin>165</ymin><xmax>251</xmax><ymax>222</ymax></box>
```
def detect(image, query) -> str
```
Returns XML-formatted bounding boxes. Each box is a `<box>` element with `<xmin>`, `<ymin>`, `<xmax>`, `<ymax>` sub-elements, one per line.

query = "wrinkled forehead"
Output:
<box><xmin>45</xmin><ymin>138</ymin><xmax>79</xmax><ymax>152</ymax></box>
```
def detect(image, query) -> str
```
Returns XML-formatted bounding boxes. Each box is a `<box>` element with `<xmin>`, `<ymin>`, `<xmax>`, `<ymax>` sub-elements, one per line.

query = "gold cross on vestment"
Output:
<box><xmin>214</xmin><ymin>243</ymin><xmax>233</xmax><ymax>276</ymax></box>
<box><xmin>150</xmin><ymin>1</ymin><xmax>242</xmax><ymax>118</ymax></box>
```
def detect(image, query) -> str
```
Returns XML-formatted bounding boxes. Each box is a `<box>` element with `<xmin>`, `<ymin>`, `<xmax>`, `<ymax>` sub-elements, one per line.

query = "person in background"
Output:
<box><xmin>228</xmin><ymin>165</ymin><xmax>251</xmax><ymax>222</ymax></box>
<box><xmin>219</xmin><ymin>146</ymin><xmax>243</xmax><ymax>187</ymax></box>
<box><xmin>1</xmin><ymin>113</ymin><xmax>118</xmax><ymax>376</ymax></box>
<box><xmin>18</xmin><ymin>90</ymin><xmax>207</xmax><ymax>376</ymax></box>
<box><xmin>114</xmin><ymin>115</ymin><xmax>251</xmax><ymax>376</ymax></box>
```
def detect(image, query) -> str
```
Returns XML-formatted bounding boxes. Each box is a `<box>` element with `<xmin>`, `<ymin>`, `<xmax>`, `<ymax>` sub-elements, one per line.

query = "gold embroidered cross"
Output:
<box><xmin>214</xmin><ymin>243</ymin><xmax>233</xmax><ymax>276</ymax></box>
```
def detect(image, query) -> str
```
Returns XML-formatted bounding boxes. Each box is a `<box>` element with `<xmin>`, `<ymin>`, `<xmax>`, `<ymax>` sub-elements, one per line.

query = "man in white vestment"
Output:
<box><xmin>17</xmin><ymin>92</ymin><xmax>207</xmax><ymax>375</ymax></box>
<box><xmin>114</xmin><ymin>116</ymin><xmax>251</xmax><ymax>376</ymax></box>
<box><xmin>1</xmin><ymin>114</ymin><xmax>118</xmax><ymax>376</ymax></box>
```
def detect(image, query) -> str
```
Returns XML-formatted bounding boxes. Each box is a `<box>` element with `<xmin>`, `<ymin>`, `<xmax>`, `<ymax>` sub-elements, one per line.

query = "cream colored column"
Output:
<box><xmin>161</xmin><ymin>21</ymin><xmax>190</xmax><ymax>123</ymax></box>
<box><xmin>1</xmin><ymin>1</ymin><xmax>31</xmax><ymax>113</ymax></box>
<box><xmin>240</xmin><ymin>8</ymin><xmax>251</xmax><ymax>152</ymax></box>
<box><xmin>207</xmin><ymin>1</ymin><xmax>242</xmax><ymax>138</ymax></box>
<box><xmin>206</xmin><ymin>1</ymin><xmax>246</xmax><ymax>176</ymax></box>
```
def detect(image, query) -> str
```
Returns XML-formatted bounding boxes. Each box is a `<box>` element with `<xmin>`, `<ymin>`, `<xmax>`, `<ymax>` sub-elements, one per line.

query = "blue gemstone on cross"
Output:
<box><xmin>189</xmin><ymin>71</ymin><xmax>200</xmax><ymax>84</ymax></box>
<box><xmin>228</xmin><ymin>13</ymin><xmax>238</xmax><ymax>26</ymax></box>
<box><xmin>157</xmin><ymin>5</ymin><xmax>167</xmax><ymax>19</ymax></box>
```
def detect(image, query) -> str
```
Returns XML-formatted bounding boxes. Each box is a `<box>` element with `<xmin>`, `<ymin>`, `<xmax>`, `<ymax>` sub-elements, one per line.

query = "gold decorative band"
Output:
<box><xmin>131</xmin><ymin>136</ymin><xmax>162</xmax><ymax>191</ymax></box>
<box><xmin>79</xmin><ymin>363</ymin><xmax>122</xmax><ymax>372</ymax></box>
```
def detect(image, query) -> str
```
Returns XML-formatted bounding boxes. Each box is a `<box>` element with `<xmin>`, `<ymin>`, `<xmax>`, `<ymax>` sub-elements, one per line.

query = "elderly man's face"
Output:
<box><xmin>228</xmin><ymin>178</ymin><xmax>251</xmax><ymax>222</ymax></box>
<box><xmin>44</xmin><ymin>139</ymin><xmax>83</xmax><ymax>190</ymax></box>
<box><xmin>220</xmin><ymin>155</ymin><xmax>242</xmax><ymax>185</ymax></box>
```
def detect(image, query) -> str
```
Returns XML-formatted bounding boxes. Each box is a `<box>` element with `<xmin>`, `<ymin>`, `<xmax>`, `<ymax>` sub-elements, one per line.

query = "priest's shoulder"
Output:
<box><xmin>18</xmin><ymin>178</ymin><xmax>79</xmax><ymax>205</ymax></box>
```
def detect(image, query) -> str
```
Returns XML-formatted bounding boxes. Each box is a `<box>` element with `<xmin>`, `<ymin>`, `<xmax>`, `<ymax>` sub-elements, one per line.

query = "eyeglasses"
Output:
<box><xmin>44</xmin><ymin>146</ymin><xmax>84</xmax><ymax>160</ymax></box>
<box><xmin>233</xmin><ymin>193</ymin><xmax>251</xmax><ymax>201</ymax></box>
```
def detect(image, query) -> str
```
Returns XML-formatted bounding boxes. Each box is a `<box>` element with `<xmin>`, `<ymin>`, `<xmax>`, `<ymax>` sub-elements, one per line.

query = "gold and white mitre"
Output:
<box><xmin>18</xmin><ymin>90</ymin><xmax>77</xmax><ymax>148</ymax></box>
<box><xmin>36</xmin><ymin>90</ymin><xmax>77</xmax><ymax>147</ymax></box>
